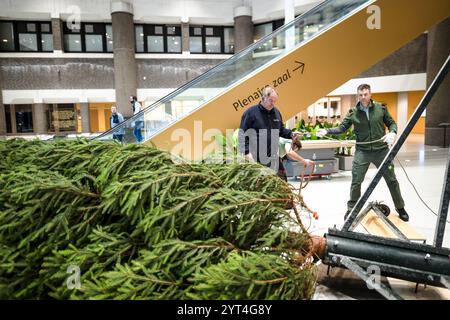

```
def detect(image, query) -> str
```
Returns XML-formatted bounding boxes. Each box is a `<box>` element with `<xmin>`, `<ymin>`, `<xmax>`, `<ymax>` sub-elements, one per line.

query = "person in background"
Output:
<box><xmin>279</xmin><ymin>134</ymin><xmax>315</xmax><ymax>181</ymax></box>
<box><xmin>110</xmin><ymin>106</ymin><xmax>124</xmax><ymax>142</ymax></box>
<box><xmin>130</xmin><ymin>95</ymin><xmax>144</xmax><ymax>143</ymax></box>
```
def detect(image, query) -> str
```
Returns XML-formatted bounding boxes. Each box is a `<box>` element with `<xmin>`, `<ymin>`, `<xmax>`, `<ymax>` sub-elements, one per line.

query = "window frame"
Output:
<box><xmin>135</xmin><ymin>24</ymin><xmax>182</xmax><ymax>54</ymax></box>
<box><xmin>39</xmin><ymin>22</ymin><xmax>53</xmax><ymax>52</ymax></box>
<box><xmin>0</xmin><ymin>20</ymin><xmax>53</xmax><ymax>52</ymax></box>
<box><xmin>0</xmin><ymin>21</ymin><xmax>16</xmax><ymax>52</ymax></box>
<box><xmin>63</xmin><ymin>22</ymin><xmax>110</xmax><ymax>53</ymax></box>
<box><xmin>189</xmin><ymin>25</ymin><xmax>232</xmax><ymax>54</ymax></box>
<box><xmin>253</xmin><ymin>18</ymin><xmax>284</xmax><ymax>40</ymax></box>
<box><xmin>223</xmin><ymin>26</ymin><xmax>235</xmax><ymax>54</ymax></box>
<box><xmin>253</xmin><ymin>19</ymin><xmax>286</xmax><ymax>51</ymax></box>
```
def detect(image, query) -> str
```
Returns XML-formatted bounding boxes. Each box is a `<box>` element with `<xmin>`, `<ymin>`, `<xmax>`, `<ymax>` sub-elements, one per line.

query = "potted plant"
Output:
<box><xmin>335</xmin><ymin>127</ymin><xmax>356</xmax><ymax>171</ymax></box>
<box><xmin>293</xmin><ymin>119</ymin><xmax>356</xmax><ymax>171</ymax></box>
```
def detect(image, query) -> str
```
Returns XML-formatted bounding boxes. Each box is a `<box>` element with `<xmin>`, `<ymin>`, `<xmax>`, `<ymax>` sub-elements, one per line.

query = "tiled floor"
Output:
<box><xmin>287</xmin><ymin>134</ymin><xmax>450</xmax><ymax>299</ymax></box>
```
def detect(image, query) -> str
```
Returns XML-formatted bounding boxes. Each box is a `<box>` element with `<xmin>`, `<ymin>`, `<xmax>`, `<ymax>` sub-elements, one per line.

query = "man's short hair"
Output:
<box><xmin>262</xmin><ymin>86</ymin><xmax>275</xmax><ymax>100</ymax></box>
<box><xmin>357</xmin><ymin>84</ymin><xmax>371</xmax><ymax>92</ymax></box>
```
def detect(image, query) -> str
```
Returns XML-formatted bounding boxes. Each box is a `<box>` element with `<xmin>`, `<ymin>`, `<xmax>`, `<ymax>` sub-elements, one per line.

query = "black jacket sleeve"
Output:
<box><xmin>238</xmin><ymin>110</ymin><xmax>252</xmax><ymax>155</ymax></box>
<box><xmin>383</xmin><ymin>107</ymin><xmax>398</xmax><ymax>133</ymax></box>
<box><xmin>278</xmin><ymin>110</ymin><xmax>293</xmax><ymax>139</ymax></box>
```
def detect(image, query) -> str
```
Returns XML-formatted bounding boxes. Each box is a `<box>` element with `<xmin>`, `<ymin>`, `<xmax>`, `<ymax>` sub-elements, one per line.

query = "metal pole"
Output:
<box><xmin>433</xmin><ymin>147</ymin><xmax>450</xmax><ymax>247</ymax></box>
<box><xmin>338</xmin><ymin>256</ymin><xmax>403</xmax><ymax>300</ymax></box>
<box><xmin>342</xmin><ymin>54</ymin><xmax>450</xmax><ymax>231</ymax></box>
<box><xmin>371</xmin><ymin>205</ymin><xmax>409</xmax><ymax>241</ymax></box>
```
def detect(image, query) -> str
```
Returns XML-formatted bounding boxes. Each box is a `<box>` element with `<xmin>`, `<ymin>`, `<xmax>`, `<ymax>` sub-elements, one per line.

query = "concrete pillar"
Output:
<box><xmin>80</xmin><ymin>102</ymin><xmax>90</xmax><ymax>133</ymax></box>
<box><xmin>33</xmin><ymin>103</ymin><xmax>47</xmax><ymax>134</ymax></box>
<box><xmin>284</xmin><ymin>0</ymin><xmax>295</xmax><ymax>50</ymax></box>
<box><xmin>0</xmin><ymin>71</ymin><xmax>6</xmax><ymax>136</ymax></box>
<box><xmin>233</xmin><ymin>6</ymin><xmax>253</xmax><ymax>53</ymax></box>
<box><xmin>111</xmin><ymin>1</ymin><xmax>137</xmax><ymax>118</ymax></box>
<box><xmin>51</xmin><ymin>18</ymin><xmax>64</xmax><ymax>52</ymax></box>
<box><xmin>397</xmin><ymin>92</ymin><xmax>408</xmax><ymax>134</ymax></box>
<box><xmin>181</xmin><ymin>22</ymin><xmax>190</xmax><ymax>53</ymax></box>
<box><xmin>425</xmin><ymin>17</ymin><xmax>450</xmax><ymax>147</ymax></box>
<box><xmin>10</xmin><ymin>104</ymin><xmax>17</xmax><ymax>134</ymax></box>
<box><xmin>0</xmin><ymin>101</ymin><xmax>5</xmax><ymax>137</ymax></box>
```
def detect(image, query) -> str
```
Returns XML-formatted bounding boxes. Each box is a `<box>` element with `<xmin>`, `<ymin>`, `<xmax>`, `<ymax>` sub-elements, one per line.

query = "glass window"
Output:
<box><xmin>40</xmin><ymin>22</ymin><xmax>53</xmax><ymax>51</ymax></box>
<box><xmin>15</xmin><ymin>105</ymin><xmax>34</xmax><ymax>133</ymax></box>
<box><xmin>147</xmin><ymin>35</ymin><xmax>164</xmax><ymax>52</ymax></box>
<box><xmin>193</xmin><ymin>27</ymin><xmax>202</xmax><ymax>36</ymax></box>
<box><xmin>84</xmin><ymin>23</ymin><xmax>105</xmax><ymax>52</ymax></box>
<box><xmin>64</xmin><ymin>34</ymin><xmax>82</xmax><ymax>51</ymax></box>
<box><xmin>205</xmin><ymin>36</ymin><xmax>221</xmax><ymax>53</ymax></box>
<box><xmin>274</xmin><ymin>34</ymin><xmax>285</xmax><ymax>50</ymax></box>
<box><xmin>135</xmin><ymin>25</ymin><xmax>144</xmax><ymax>52</ymax></box>
<box><xmin>85</xmin><ymin>24</ymin><xmax>94</xmax><ymax>33</ymax></box>
<box><xmin>41</xmin><ymin>23</ymin><xmax>50</xmax><ymax>33</ymax></box>
<box><xmin>254</xmin><ymin>23</ymin><xmax>273</xmax><ymax>52</ymax></box>
<box><xmin>62</xmin><ymin>22</ymin><xmax>108</xmax><ymax>52</ymax></box>
<box><xmin>1</xmin><ymin>21</ymin><xmax>53</xmax><ymax>52</ymax></box>
<box><xmin>224</xmin><ymin>27</ymin><xmax>234</xmax><ymax>53</ymax></box>
<box><xmin>41</xmin><ymin>34</ymin><xmax>53</xmax><ymax>52</ymax></box>
<box><xmin>0</xmin><ymin>22</ymin><xmax>15</xmax><ymax>51</ymax></box>
<box><xmin>205</xmin><ymin>27</ymin><xmax>213</xmax><ymax>36</ymax></box>
<box><xmin>189</xmin><ymin>26</ymin><xmax>226</xmax><ymax>54</ymax></box>
<box><xmin>136</xmin><ymin>24</ymin><xmax>182</xmax><ymax>53</ymax></box>
<box><xmin>85</xmin><ymin>34</ymin><xmax>103</xmax><ymax>52</ymax></box>
<box><xmin>254</xmin><ymin>23</ymin><xmax>272</xmax><ymax>42</ymax></box>
<box><xmin>189</xmin><ymin>37</ymin><xmax>202</xmax><ymax>53</ymax></box>
<box><xmin>106</xmin><ymin>24</ymin><xmax>113</xmax><ymax>52</ymax></box>
<box><xmin>167</xmin><ymin>36</ymin><xmax>181</xmax><ymax>53</ymax></box>
<box><xmin>273</xmin><ymin>18</ymin><xmax>285</xmax><ymax>50</ymax></box>
<box><xmin>167</xmin><ymin>26</ymin><xmax>177</xmax><ymax>35</ymax></box>
<box><xmin>26</xmin><ymin>23</ymin><xmax>36</xmax><ymax>32</ymax></box>
<box><xmin>17</xmin><ymin>22</ymin><xmax>38</xmax><ymax>52</ymax></box>
<box><xmin>19</xmin><ymin>33</ymin><xmax>38</xmax><ymax>51</ymax></box>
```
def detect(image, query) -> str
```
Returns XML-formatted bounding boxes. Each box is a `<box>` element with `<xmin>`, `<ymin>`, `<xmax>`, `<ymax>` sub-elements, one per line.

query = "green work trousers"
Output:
<box><xmin>348</xmin><ymin>148</ymin><xmax>405</xmax><ymax>211</ymax></box>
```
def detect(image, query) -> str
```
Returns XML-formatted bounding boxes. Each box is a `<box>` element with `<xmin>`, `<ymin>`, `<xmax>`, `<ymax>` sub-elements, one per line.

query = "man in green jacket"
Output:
<box><xmin>317</xmin><ymin>84</ymin><xmax>409</xmax><ymax>221</ymax></box>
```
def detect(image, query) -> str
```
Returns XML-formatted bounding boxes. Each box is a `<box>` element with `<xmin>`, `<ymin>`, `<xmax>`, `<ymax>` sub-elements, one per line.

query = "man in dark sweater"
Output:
<box><xmin>317</xmin><ymin>84</ymin><xmax>409</xmax><ymax>221</ymax></box>
<box><xmin>238</xmin><ymin>86</ymin><xmax>296</xmax><ymax>180</ymax></box>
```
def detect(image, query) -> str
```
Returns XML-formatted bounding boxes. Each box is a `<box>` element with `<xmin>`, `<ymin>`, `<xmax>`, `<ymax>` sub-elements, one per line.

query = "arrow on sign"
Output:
<box><xmin>293</xmin><ymin>61</ymin><xmax>305</xmax><ymax>74</ymax></box>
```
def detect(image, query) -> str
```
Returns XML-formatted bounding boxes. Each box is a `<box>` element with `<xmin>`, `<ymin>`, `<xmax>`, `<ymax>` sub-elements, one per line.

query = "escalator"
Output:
<box><xmin>96</xmin><ymin>0</ymin><xmax>450</xmax><ymax>160</ymax></box>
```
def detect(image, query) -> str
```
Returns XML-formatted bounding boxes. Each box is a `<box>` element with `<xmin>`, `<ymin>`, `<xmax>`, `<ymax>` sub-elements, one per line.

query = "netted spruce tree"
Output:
<box><xmin>0</xmin><ymin>138</ymin><xmax>318</xmax><ymax>299</ymax></box>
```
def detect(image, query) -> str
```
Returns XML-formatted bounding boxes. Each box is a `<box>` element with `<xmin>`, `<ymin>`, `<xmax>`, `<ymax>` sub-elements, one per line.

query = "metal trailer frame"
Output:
<box><xmin>322</xmin><ymin>54</ymin><xmax>450</xmax><ymax>300</ymax></box>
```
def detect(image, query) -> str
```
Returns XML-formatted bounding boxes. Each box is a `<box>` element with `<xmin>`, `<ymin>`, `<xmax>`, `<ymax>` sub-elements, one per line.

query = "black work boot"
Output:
<box><xmin>396</xmin><ymin>208</ymin><xmax>409</xmax><ymax>222</ymax></box>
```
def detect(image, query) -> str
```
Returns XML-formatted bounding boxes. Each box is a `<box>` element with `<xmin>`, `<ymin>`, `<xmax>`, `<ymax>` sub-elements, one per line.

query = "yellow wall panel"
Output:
<box><xmin>408</xmin><ymin>91</ymin><xmax>426</xmax><ymax>134</ymax></box>
<box><xmin>89</xmin><ymin>103</ymin><xmax>115</xmax><ymax>133</ymax></box>
<box><xmin>372</xmin><ymin>92</ymin><xmax>398</xmax><ymax>123</ymax></box>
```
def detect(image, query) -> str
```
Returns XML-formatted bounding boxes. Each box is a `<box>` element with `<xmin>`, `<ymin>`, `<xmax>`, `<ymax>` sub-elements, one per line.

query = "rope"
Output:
<box><xmin>298</xmin><ymin>161</ymin><xmax>315</xmax><ymax>194</ymax></box>
<box><xmin>321</xmin><ymin>134</ymin><xmax>387</xmax><ymax>145</ymax></box>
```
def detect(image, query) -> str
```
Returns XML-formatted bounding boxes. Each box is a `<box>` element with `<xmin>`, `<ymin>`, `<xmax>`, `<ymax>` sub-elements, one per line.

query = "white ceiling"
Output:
<box><xmin>0</xmin><ymin>0</ymin><xmax>324</xmax><ymax>24</ymax></box>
